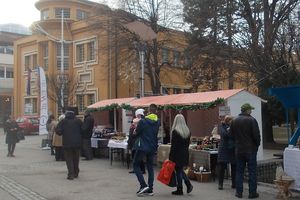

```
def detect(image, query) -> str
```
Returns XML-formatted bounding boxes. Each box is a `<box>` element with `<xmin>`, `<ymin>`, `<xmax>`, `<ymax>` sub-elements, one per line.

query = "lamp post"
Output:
<box><xmin>60</xmin><ymin>9</ymin><xmax>64</xmax><ymax>108</ymax></box>
<box><xmin>135</xmin><ymin>43</ymin><xmax>147</xmax><ymax>97</ymax></box>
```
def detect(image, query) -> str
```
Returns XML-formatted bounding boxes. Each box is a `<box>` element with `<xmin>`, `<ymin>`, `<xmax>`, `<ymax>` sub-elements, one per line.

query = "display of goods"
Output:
<box><xmin>186</xmin><ymin>168</ymin><xmax>196</xmax><ymax>180</ymax></box>
<box><xmin>194</xmin><ymin>171</ymin><xmax>211</xmax><ymax>182</ymax></box>
<box><xmin>111</xmin><ymin>132</ymin><xmax>126</xmax><ymax>141</ymax></box>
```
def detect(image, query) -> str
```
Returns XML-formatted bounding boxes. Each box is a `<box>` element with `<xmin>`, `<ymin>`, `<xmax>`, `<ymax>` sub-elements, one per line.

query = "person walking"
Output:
<box><xmin>127</xmin><ymin>108</ymin><xmax>145</xmax><ymax>174</ymax></box>
<box><xmin>52</xmin><ymin>114</ymin><xmax>65</xmax><ymax>161</ymax></box>
<box><xmin>81</xmin><ymin>110</ymin><xmax>94</xmax><ymax>160</ymax></box>
<box><xmin>4</xmin><ymin>115</ymin><xmax>20</xmax><ymax>157</ymax></box>
<box><xmin>56</xmin><ymin>108</ymin><xmax>83</xmax><ymax>180</ymax></box>
<box><xmin>46</xmin><ymin>115</ymin><xmax>56</xmax><ymax>155</ymax></box>
<box><xmin>229</xmin><ymin>103</ymin><xmax>260</xmax><ymax>199</ymax></box>
<box><xmin>133</xmin><ymin>104</ymin><xmax>160</xmax><ymax>196</ymax></box>
<box><xmin>217</xmin><ymin>115</ymin><xmax>236</xmax><ymax>190</ymax></box>
<box><xmin>169</xmin><ymin>114</ymin><xmax>193</xmax><ymax>195</ymax></box>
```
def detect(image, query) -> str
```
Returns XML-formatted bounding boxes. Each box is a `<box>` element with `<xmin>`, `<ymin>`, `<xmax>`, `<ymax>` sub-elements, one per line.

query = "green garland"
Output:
<box><xmin>87</xmin><ymin>98</ymin><xmax>224</xmax><ymax>112</ymax></box>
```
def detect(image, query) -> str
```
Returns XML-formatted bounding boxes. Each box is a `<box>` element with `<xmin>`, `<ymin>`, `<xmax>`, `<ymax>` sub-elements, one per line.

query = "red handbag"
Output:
<box><xmin>157</xmin><ymin>160</ymin><xmax>176</xmax><ymax>185</ymax></box>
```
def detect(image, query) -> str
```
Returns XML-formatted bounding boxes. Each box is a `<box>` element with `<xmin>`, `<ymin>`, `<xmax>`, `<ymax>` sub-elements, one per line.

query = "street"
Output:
<box><xmin>0</xmin><ymin>129</ymin><xmax>297</xmax><ymax>200</ymax></box>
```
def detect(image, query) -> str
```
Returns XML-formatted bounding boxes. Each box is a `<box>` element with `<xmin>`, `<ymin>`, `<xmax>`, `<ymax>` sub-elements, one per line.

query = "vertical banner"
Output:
<box><xmin>38</xmin><ymin>67</ymin><xmax>48</xmax><ymax>135</ymax></box>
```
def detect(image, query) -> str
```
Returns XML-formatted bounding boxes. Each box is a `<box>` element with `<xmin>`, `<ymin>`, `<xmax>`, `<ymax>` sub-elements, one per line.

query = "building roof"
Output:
<box><xmin>88</xmin><ymin>89</ymin><xmax>245</xmax><ymax>111</ymax></box>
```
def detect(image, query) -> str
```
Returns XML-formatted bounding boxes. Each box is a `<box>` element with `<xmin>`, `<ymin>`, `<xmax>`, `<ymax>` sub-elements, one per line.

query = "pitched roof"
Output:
<box><xmin>87</xmin><ymin>97</ymin><xmax>135</xmax><ymax>109</ymax></box>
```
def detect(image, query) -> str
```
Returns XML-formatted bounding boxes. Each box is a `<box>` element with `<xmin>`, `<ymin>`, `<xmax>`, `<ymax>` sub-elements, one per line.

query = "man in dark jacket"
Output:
<box><xmin>56</xmin><ymin>108</ymin><xmax>82</xmax><ymax>180</ymax></box>
<box><xmin>133</xmin><ymin>104</ymin><xmax>160</xmax><ymax>197</ymax></box>
<box><xmin>229</xmin><ymin>103</ymin><xmax>261</xmax><ymax>199</ymax></box>
<box><xmin>81</xmin><ymin>110</ymin><xmax>94</xmax><ymax>160</ymax></box>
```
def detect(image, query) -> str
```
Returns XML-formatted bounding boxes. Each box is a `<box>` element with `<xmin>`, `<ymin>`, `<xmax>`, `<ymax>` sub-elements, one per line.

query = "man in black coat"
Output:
<box><xmin>56</xmin><ymin>108</ymin><xmax>83</xmax><ymax>180</ymax></box>
<box><xmin>229</xmin><ymin>103</ymin><xmax>260</xmax><ymax>199</ymax></box>
<box><xmin>81</xmin><ymin>110</ymin><xmax>94</xmax><ymax>160</ymax></box>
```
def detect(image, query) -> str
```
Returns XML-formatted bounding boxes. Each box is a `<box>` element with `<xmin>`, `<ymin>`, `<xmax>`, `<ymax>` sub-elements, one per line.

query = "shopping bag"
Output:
<box><xmin>157</xmin><ymin>160</ymin><xmax>176</xmax><ymax>186</ymax></box>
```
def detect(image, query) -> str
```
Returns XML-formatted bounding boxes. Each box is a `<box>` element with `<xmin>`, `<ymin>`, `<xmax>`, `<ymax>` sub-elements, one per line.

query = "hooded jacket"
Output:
<box><xmin>56</xmin><ymin>111</ymin><xmax>82</xmax><ymax>148</ymax></box>
<box><xmin>134</xmin><ymin>113</ymin><xmax>160</xmax><ymax>153</ymax></box>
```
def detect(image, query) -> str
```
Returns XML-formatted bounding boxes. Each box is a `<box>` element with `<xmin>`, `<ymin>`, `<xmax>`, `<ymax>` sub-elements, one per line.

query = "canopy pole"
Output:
<box><xmin>114</xmin><ymin>108</ymin><xmax>117</xmax><ymax>132</ymax></box>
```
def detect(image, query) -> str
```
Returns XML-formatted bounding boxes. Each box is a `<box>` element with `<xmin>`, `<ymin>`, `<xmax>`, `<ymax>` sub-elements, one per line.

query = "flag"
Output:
<box><xmin>38</xmin><ymin>67</ymin><xmax>48</xmax><ymax>135</ymax></box>
<box><xmin>26</xmin><ymin>68</ymin><xmax>31</xmax><ymax>96</ymax></box>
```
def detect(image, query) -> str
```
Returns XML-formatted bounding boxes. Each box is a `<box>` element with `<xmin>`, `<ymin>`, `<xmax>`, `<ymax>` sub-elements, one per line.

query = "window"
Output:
<box><xmin>183</xmin><ymin>89</ymin><xmax>192</xmax><ymax>93</ymax></box>
<box><xmin>76</xmin><ymin>44</ymin><xmax>85</xmax><ymax>63</ymax></box>
<box><xmin>55</xmin><ymin>8</ymin><xmax>70</xmax><ymax>18</ymax></box>
<box><xmin>57</xmin><ymin>43</ymin><xmax>69</xmax><ymax>70</ymax></box>
<box><xmin>173</xmin><ymin>50</ymin><xmax>180</xmax><ymax>67</ymax></box>
<box><xmin>42</xmin><ymin>43</ymin><xmax>48</xmax><ymax>70</ymax></box>
<box><xmin>162</xmin><ymin>48</ymin><xmax>169</xmax><ymax>63</ymax></box>
<box><xmin>41</xmin><ymin>9</ymin><xmax>49</xmax><ymax>20</ymax></box>
<box><xmin>162</xmin><ymin>87</ymin><xmax>170</xmax><ymax>95</ymax></box>
<box><xmin>87</xmin><ymin>41</ymin><xmax>95</xmax><ymax>61</ymax></box>
<box><xmin>77</xmin><ymin>95</ymin><xmax>84</xmax><ymax>113</ymax></box>
<box><xmin>6</xmin><ymin>68</ymin><xmax>13</xmax><ymax>78</ymax></box>
<box><xmin>173</xmin><ymin>88</ymin><xmax>181</xmax><ymax>94</ymax></box>
<box><xmin>87</xmin><ymin>94</ymin><xmax>95</xmax><ymax>105</ymax></box>
<box><xmin>24</xmin><ymin>54</ymin><xmax>37</xmax><ymax>71</ymax></box>
<box><xmin>24</xmin><ymin>98</ymin><xmax>37</xmax><ymax>114</ymax></box>
<box><xmin>184</xmin><ymin>52</ymin><xmax>192</xmax><ymax>68</ymax></box>
<box><xmin>77</xmin><ymin>9</ymin><xmax>89</xmax><ymax>20</ymax></box>
<box><xmin>0</xmin><ymin>66</ymin><xmax>4</xmax><ymax>78</ymax></box>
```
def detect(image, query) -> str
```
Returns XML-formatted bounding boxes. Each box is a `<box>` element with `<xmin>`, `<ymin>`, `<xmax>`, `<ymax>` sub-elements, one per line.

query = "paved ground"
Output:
<box><xmin>0</xmin><ymin>128</ymin><xmax>299</xmax><ymax>200</ymax></box>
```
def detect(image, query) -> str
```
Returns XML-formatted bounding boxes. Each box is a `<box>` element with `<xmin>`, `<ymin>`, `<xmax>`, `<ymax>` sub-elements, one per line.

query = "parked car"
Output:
<box><xmin>16</xmin><ymin>116</ymin><xmax>39</xmax><ymax>135</ymax></box>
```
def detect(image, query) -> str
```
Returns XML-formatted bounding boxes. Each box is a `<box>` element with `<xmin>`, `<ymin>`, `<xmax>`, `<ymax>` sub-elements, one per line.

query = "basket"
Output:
<box><xmin>186</xmin><ymin>168</ymin><xmax>196</xmax><ymax>180</ymax></box>
<box><xmin>194</xmin><ymin>171</ymin><xmax>211</xmax><ymax>182</ymax></box>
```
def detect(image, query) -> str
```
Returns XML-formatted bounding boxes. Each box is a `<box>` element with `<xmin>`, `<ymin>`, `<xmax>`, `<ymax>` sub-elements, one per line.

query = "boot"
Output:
<box><xmin>172</xmin><ymin>187</ymin><xmax>183</xmax><ymax>195</ymax></box>
<box><xmin>185</xmin><ymin>180</ymin><xmax>193</xmax><ymax>193</ymax></box>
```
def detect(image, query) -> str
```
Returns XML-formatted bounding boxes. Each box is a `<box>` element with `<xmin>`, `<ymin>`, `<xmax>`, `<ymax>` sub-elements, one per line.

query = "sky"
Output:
<box><xmin>0</xmin><ymin>0</ymin><xmax>116</xmax><ymax>27</ymax></box>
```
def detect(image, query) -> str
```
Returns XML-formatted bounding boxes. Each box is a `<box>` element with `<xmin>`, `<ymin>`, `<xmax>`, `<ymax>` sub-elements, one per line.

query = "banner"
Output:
<box><xmin>38</xmin><ymin>67</ymin><xmax>48</xmax><ymax>135</ymax></box>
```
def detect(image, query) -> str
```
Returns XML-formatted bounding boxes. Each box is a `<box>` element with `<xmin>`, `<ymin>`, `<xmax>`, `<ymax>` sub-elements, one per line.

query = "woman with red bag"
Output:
<box><xmin>169</xmin><ymin>114</ymin><xmax>193</xmax><ymax>195</ymax></box>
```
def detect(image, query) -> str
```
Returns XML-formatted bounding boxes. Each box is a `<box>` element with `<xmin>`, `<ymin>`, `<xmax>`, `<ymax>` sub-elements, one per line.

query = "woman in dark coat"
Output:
<box><xmin>217</xmin><ymin>115</ymin><xmax>236</xmax><ymax>190</ymax></box>
<box><xmin>169</xmin><ymin>114</ymin><xmax>193</xmax><ymax>195</ymax></box>
<box><xmin>4</xmin><ymin>116</ymin><xmax>20</xmax><ymax>157</ymax></box>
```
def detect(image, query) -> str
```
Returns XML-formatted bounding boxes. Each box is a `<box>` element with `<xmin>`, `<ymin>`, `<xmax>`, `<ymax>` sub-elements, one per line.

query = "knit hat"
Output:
<box><xmin>135</xmin><ymin>108</ymin><xmax>144</xmax><ymax>117</ymax></box>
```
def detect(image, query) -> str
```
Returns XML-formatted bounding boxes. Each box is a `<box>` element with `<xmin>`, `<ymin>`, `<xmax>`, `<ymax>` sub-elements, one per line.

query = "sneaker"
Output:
<box><xmin>137</xmin><ymin>186</ymin><xmax>149</xmax><ymax>196</ymax></box>
<box><xmin>143</xmin><ymin>190</ymin><xmax>154</xmax><ymax>196</ymax></box>
<box><xmin>235</xmin><ymin>193</ymin><xmax>242</xmax><ymax>198</ymax></box>
<box><xmin>248</xmin><ymin>193</ymin><xmax>259</xmax><ymax>199</ymax></box>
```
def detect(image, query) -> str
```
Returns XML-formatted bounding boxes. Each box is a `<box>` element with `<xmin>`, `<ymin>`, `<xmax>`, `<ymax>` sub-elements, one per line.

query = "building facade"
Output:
<box><xmin>0</xmin><ymin>24</ymin><xmax>30</xmax><ymax>125</ymax></box>
<box><xmin>14</xmin><ymin>0</ymin><xmax>252</xmax><ymax>118</ymax></box>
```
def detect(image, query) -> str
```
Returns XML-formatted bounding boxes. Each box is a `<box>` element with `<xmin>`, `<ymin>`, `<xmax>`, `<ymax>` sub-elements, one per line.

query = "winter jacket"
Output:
<box><xmin>81</xmin><ymin>114</ymin><xmax>95</xmax><ymax>139</ymax></box>
<box><xmin>134</xmin><ymin>113</ymin><xmax>160</xmax><ymax>153</ymax></box>
<box><xmin>229</xmin><ymin>113</ymin><xmax>261</xmax><ymax>154</ymax></box>
<box><xmin>217</xmin><ymin>123</ymin><xmax>235</xmax><ymax>163</ymax></box>
<box><xmin>169</xmin><ymin>130</ymin><xmax>191</xmax><ymax>168</ymax></box>
<box><xmin>4</xmin><ymin>120</ymin><xmax>20</xmax><ymax>144</ymax></box>
<box><xmin>56</xmin><ymin>111</ymin><xmax>82</xmax><ymax>148</ymax></box>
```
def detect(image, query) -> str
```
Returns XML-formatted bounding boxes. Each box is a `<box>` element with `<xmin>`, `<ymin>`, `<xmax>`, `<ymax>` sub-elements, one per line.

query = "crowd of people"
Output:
<box><xmin>2</xmin><ymin>102</ymin><xmax>260</xmax><ymax>198</ymax></box>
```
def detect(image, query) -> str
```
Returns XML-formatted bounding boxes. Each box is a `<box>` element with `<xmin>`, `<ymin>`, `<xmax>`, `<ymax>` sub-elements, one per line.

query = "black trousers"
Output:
<box><xmin>54</xmin><ymin>147</ymin><xmax>64</xmax><ymax>161</ymax></box>
<box><xmin>82</xmin><ymin>138</ymin><xmax>93</xmax><ymax>160</ymax></box>
<box><xmin>218</xmin><ymin>162</ymin><xmax>236</xmax><ymax>187</ymax></box>
<box><xmin>131</xmin><ymin>150</ymin><xmax>145</xmax><ymax>173</ymax></box>
<box><xmin>64</xmin><ymin>148</ymin><xmax>80</xmax><ymax>178</ymax></box>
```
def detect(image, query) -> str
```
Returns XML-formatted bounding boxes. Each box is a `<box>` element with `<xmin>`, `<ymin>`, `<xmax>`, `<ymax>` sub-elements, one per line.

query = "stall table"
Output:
<box><xmin>91</xmin><ymin>138</ymin><xmax>109</xmax><ymax>157</ymax></box>
<box><xmin>107</xmin><ymin>139</ymin><xmax>130</xmax><ymax>168</ymax></box>
<box><xmin>283</xmin><ymin>147</ymin><xmax>300</xmax><ymax>191</ymax></box>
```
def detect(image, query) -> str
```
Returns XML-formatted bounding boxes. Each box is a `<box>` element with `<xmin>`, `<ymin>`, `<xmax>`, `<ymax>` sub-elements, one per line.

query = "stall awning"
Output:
<box><xmin>130</xmin><ymin>89</ymin><xmax>244</xmax><ymax>107</ymax></box>
<box><xmin>87</xmin><ymin>97</ymin><xmax>136</xmax><ymax>110</ymax></box>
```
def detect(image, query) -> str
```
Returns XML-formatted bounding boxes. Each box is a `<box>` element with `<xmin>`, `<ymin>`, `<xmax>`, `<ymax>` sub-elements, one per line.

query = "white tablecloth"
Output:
<box><xmin>91</xmin><ymin>138</ymin><xmax>109</xmax><ymax>148</ymax></box>
<box><xmin>107</xmin><ymin>139</ymin><xmax>128</xmax><ymax>150</ymax></box>
<box><xmin>283</xmin><ymin>147</ymin><xmax>300</xmax><ymax>190</ymax></box>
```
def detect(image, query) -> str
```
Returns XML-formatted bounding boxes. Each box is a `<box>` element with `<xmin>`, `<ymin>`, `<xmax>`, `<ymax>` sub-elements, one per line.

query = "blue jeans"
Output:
<box><xmin>133</xmin><ymin>150</ymin><xmax>155</xmax><ymax>190</ymax></box>
<box><xmin>175</xmin><ymin>166</ymin><xmax>189</xmax><ymax>188</ymax></box>
<box><xmin>235</xmin><ymin>152</ymin><xmax>257</xmax><ymax>195</ymax></box>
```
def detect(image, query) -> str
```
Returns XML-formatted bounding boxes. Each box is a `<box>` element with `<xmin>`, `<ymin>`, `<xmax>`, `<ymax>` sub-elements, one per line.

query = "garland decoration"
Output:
<box><xmin>87</xmin><ymin>98</ymin><xmax>224</xmax><ymax>112</ymax></box>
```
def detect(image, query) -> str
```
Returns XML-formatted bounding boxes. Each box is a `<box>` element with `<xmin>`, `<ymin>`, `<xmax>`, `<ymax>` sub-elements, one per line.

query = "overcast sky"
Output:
<box><xmin>0</xmin><ymin>0</ymin><xmax>116</xmax><ymax>27</ymax></box>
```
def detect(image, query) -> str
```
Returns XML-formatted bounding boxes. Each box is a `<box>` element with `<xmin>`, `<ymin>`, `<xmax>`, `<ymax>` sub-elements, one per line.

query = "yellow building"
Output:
<box><xmin>13</xmin><ymin>0</ymin><xmax>253</xmax><ymax>118</ymax></box>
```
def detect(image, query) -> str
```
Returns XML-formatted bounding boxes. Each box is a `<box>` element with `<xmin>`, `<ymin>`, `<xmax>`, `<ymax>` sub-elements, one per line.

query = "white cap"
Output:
<box><xmin>135</xmin><ymin>108</ymin><xmax>144</xmax><ymax>117</ymax></box>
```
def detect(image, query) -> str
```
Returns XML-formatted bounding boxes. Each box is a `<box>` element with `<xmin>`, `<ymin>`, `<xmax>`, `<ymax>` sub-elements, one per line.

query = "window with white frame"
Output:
<box><xmin>77</xmin><ymin>95</ymin><xmax>84</xmax><ymax>112</ymax></box>
<box><xmin>162</xmin><ymin>48</ymin><xmax>169</xmax><ymax>63</ymax></box>
<box><xmin>75</xmin><ymin>39</ymin><xmax>97</xmax><ymax>64</ymax></box>
<box><xmin>24</xmin><ymin>54</ymin><xmax>37</xmax><ymax>71</ymax></box>
<box><xmin>6</xmin><ymin>68</ymin><xmax>13</xmax><ymax>78</ymax></box>
<box><xmin>77</xmin><ymin>9</ymin><xmax>89</xmax><ymax>20</ymax></box>
<box><xmin>57</xmin><ymin>43</ymin><xmax>69</xmax><ymax>71</ymax></box>
<box><xmin>173</xmin><ymin>50</ymin><xmax>180</xmax><ymax>67</ymax></box>
<box><xmin>55</xmin><ymin>8</ymin><xmax>70</xmax><ymax>18</ymax></box>
<box><xmin>24</xmin><ymin>98</ymin><xmax>37</xmax><ymax>114</ymax></box>
<box><xmin>87</xmin><ymin>94</ymin><xmax>95</xmax><ymax>105</ymax></box>
<box><xmin>173</xmin><ymin>88</ymin><xmax>181</xmax><ymax>94</ymax></box>
<box><xmin>76</xmin><ymin>44</ymin><xmax>84</xmax><ymax>63</ymax></box>
<box><xmin>41</xmin><ymin>9</ymin><xmax>49</xmax><ymax>20</ymax></box>
<box><xmin>42</xmin><ymin>43</ymin><xmax>48</xmax><ymax>70</ymax></box>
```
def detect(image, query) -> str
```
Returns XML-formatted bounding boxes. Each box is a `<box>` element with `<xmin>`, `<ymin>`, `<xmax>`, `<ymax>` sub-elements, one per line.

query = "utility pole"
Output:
<box><xmin>60</xmin><ymin>9</ymin><xmax>64</xmax><ymax>108</ymax></box>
